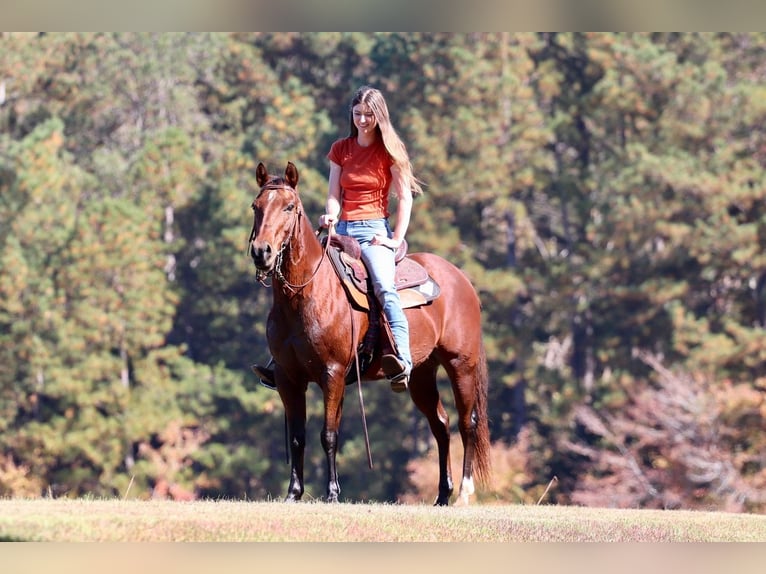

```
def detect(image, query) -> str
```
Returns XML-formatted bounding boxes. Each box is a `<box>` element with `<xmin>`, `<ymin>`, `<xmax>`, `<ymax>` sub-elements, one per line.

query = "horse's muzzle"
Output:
<box><xmin>251</xmin><ymin>240</ymin><xmax>276</xmax><ymax>271</ymax></box>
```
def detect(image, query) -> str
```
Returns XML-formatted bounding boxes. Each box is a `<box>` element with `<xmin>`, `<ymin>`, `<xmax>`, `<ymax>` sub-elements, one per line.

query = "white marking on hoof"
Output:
<box><xmin>457</xmin><ymin>476</ymin><xmax>475</xmax><ymax>505</ymax></box>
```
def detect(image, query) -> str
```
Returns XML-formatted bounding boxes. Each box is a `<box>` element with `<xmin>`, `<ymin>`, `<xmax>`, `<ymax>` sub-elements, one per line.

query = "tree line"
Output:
<box><xmin>1</xmin><ymin>32</ymin><xmax>765</xmax><ymax>511</ymax></box>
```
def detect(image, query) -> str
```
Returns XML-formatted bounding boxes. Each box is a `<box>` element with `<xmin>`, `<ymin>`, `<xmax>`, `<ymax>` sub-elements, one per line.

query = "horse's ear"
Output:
<box><xmin>285</xmin><ymin>162</ymin><xmax>299</xmax><ymax>189</ymax></box>
<box><xmin>256</xmin><ymin>162</ymin><xmax>269</xmax><ymax>187</ymax></box>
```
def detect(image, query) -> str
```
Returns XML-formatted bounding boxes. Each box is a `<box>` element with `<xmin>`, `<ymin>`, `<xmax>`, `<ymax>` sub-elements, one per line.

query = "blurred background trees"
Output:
<box><xmin>1</xmin><ymin>32</ymin><xmax>765</xmax><ymax>511</ymax></box>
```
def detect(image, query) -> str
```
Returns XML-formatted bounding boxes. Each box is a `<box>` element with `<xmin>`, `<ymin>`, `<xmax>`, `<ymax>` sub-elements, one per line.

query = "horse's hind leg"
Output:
<box><xmin>443</xmin><ymin>357</ymin><xmax>480</xmax><ymax>505</ymax></box>
<box><xmin>452</xmin><ymin>365</ymin><xmax>478</xmax><ymax>504</ymax></box>
<box><xmin>408</xmin><ymin>361</ymin><xmax>454</xmax><ymax>506</ymax></box>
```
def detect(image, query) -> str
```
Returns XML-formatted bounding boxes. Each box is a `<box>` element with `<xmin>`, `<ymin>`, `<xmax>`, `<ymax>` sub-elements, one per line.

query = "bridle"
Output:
<box><xmin>248</xmin><ymin>183</ymin><xmax>331</xmax><ymax>293</ymax></box>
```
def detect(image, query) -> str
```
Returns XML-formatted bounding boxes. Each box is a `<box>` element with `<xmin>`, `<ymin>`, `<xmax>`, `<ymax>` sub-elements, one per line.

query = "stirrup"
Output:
<box><xmin>381</xmin><ymin>354</ymin><xmax>409</xmax><ymax>393</ymax></box>
<box><xmin>389</xmin><ymin>373</ymin><xmax>409</xmax><ymax>394</ymax></box>
<box><xmin>250</xmin><ymin>360</ymin><xmax>276</xmax><ymax>390</ymax></box>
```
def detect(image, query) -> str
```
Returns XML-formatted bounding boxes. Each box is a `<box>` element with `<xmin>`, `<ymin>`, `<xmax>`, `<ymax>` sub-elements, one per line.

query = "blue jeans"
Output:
<box><xmin>336</xmin><ymin>219</ymin><xmax>412</xmax><ymax>373</ymax></box>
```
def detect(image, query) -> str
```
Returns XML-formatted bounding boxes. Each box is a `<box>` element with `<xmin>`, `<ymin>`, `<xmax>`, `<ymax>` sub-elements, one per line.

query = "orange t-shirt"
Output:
<box><xmin>327</xmin><ymin>136</ymin><xmax>394</xmax><ymax>221</ymax></box>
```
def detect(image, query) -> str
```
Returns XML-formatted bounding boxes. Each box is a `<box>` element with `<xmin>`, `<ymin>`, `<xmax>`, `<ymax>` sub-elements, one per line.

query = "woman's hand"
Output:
<box><xmin>371</xmin><ymin>235</ymin><xmax>402</xmax><ymax>250</ymax></box>
<box><xmin>319</xmin><ymin>213</ymin><xmax>338</xmax><ymax>228</ymax></box>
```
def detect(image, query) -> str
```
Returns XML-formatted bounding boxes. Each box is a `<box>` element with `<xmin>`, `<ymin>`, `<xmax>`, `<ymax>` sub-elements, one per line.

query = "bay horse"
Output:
<box><xmin>248</xmin><ymin>161</ymin><xmax>491</xmax><ymax>505</ymax></box>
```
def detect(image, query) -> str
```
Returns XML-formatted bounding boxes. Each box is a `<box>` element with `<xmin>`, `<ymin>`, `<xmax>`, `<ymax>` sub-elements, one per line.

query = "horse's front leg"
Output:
<box><xmin>320</xmin><ymin>426</ymin><xmax>340</xmax><ymax>502</ymax></box>
<box><xmin>320</xmin><ymin>379</ymin><xmax>346</xmax><ymax>503</ymax></box>
<box><xmin>286</xmin><ymin>428</ymin><xmax>306</xmax><ymax>502</ymax></box>
<box><xmin>279</xmin><ymin>380</ymin><xmax>307</xmax><ymax>502</ymax></box>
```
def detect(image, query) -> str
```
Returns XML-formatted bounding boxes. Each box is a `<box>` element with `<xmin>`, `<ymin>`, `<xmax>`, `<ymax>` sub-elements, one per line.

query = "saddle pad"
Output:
<box><xmin>399</xmin><ymin>278</ymin><xmax>441</xmax><ymax>309</ymax></box>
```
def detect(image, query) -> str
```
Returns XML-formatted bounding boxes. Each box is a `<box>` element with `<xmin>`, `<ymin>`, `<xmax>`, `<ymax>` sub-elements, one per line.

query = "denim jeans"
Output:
<box><xmin>336</xmin><ymin>219</ymin><xmax>412</xmax><ymax>372</ymax></box>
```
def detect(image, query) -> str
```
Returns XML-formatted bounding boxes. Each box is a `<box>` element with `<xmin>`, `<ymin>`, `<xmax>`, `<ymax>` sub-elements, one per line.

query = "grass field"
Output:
<box><xmin>4</xmin><ymin>500</ymin><xmax>766</xmax><ymax>574</ymax></box>
<box><xmin>2</xmin><ymin>498</ymin><xmax>766</xmax><ymax>542</ymax></box>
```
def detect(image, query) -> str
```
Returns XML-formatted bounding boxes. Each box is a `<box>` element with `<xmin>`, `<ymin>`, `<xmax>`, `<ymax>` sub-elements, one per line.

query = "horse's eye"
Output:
<box><xmin>285</xmin><ymin>203</ymin><xmax>296</xmax><ymax>212</ymax></box>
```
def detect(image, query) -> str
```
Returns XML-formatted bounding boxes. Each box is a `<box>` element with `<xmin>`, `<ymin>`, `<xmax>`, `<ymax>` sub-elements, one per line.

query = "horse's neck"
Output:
<box><xmin>275</xmin><ymin>215</ymin><xmax>327</xmax><ymax>294</ymax></box>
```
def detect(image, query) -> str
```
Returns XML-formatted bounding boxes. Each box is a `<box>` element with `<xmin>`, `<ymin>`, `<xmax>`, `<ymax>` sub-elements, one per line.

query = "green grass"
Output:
<box><xmin>2</xmin><ymin>499</ymin><xmax>766</xmax><ymax>542</ymax></box>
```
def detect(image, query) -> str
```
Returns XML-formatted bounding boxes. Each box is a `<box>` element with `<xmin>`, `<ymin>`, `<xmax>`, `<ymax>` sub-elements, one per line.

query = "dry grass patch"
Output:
<box><xmin>2</xmin><ymin>499</ymin><xmax>766</xmax><ymax>542</ymax></box>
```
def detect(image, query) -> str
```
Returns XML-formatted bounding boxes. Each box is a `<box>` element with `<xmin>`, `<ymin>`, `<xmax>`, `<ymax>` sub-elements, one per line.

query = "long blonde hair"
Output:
<box><xmin>348</xmin><ymin>85</ymin><xmax>424</xmax><ymax>196</ymax></box>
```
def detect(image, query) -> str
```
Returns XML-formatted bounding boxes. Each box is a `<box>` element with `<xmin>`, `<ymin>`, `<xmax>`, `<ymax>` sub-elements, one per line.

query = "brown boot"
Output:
<box><xmin>381</xmin><ymin>354</ymin><xmax>409</xmax><ymax>393</ymax></box>
<box><xmin>250</xmin><ymin>362</ymin><xmax>276</xmax><ymax>390</ymax></box>
<box><xmin>388</xmin><ymin>373</ymin><xmax>409</xmax><ymax>393</ymax></box>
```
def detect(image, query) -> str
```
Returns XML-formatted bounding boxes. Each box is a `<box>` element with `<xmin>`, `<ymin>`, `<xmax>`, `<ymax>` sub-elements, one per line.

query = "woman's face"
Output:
<box><xmin>352</xmin><ymin>103</ymin><xmax>377</xmax><ymax>134</ymax></box>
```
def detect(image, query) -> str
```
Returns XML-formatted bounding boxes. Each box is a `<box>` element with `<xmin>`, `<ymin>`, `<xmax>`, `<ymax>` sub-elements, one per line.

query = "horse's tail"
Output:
<box><xmin>473</xmin><ymin>340</ymin><xmax>492</xmax><ymax>486</ymax></box>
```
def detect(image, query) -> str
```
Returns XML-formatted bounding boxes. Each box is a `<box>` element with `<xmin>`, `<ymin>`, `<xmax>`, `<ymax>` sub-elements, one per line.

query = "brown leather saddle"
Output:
<box><xmin>323</xmin><ymin>233</ymin><xmax>441</xmax><ymax>383</ymax></box>
<box><xmin>323</xmin><ymin>234</ymin><xmax>441</xmax><ymax>312</ymax></box>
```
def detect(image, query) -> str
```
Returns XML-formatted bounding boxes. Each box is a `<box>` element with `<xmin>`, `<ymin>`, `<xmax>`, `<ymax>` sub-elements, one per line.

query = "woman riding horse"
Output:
<box><xmin>248</xmin><ymin>160</ymin><xmax>491</xmax><ymax>505</ymax></box>
<box><xmin>254</xmin><ymin>85</ymin><xmax>422</xmax><ymax>393</ymax></box>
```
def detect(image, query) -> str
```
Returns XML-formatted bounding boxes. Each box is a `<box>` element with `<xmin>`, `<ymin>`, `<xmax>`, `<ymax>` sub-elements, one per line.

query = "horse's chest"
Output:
<box><xmin>268</xmin><ymin>302</ymin><xmax>333</xmax><ymax>354</ymax></box>
<box><xmin>267</xmin><ymin>313</ymin><xmax>333</xmax><ymax>381</ymax></box>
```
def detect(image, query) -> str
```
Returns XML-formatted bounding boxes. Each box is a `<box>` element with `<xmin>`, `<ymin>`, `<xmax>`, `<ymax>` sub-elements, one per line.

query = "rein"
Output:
<box><xmin>274</xmin><ymin>222</ymin><xmax>333</xmax><ymax>294</ymax></box>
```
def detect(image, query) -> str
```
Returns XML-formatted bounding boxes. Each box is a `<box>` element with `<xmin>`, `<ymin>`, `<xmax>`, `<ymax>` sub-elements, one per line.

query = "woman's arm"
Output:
<box><xmin>319</xmin><ymin>161</ymin><xmax>343</xmax><ymax>228</ymax></box>
<box><xmin>374</xmin><ymin>163</ymin><xmax>412</xmax><ymax>249</ymax></box>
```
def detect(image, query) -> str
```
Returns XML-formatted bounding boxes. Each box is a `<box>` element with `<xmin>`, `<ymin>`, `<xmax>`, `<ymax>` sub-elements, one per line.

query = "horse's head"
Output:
<box><xmin>249</xmin><ymin>162</ymin><xmax>302</xmax><ymax>273</ymax></box>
